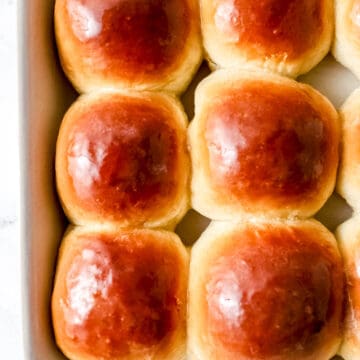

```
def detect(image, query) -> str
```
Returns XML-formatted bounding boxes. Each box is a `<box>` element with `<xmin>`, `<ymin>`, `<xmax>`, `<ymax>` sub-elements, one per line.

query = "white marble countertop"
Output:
<box><xmin>0</xmin><ymin>0</ymin><xmax>23</xmax><ymax>358</ymax></box>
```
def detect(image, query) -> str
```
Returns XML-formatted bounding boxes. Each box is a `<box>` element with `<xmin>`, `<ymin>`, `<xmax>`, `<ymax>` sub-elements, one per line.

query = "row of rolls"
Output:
<box><xmin>55</xmin><ymin>0</ymin><xmax>360</xmax><ymax>91</ymax></box>
<box><xmin>51</xmin><ymin>0</ymin><xmax>360</xmax><ymax>359</ymax></box>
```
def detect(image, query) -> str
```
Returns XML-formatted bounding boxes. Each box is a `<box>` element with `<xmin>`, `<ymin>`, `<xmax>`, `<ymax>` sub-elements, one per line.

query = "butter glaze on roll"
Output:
<box><xmin>56</xmin><ymin>90</ymin><xmax>189</xmax><ymax>229</ymax></box>
<box><xmin>337</xmin><ymin>88</ymin><xmax>360</xmax><ymax>211</ymax></box>
<box><xmin>200</xmin><ymin>0</ymin><xmax>333</xmax><ymax>77</ymax></box>
<box><xmin>188</xmin><ymin>219</ymin><xmax>344</xmax><ymax>360</ymax></box>
<box><xmin>189</xmin><ymin>69</ymin><xmax>339</xmax><ymax>221</ymax></box>
<box><xmin>332</xmin><ymin>0</ymin><xmax>360</xmax><ymax>80</ymax></box>
<box><xmin>52</xmin><ymin>226</ymin><xmax>189</xmax><ymax>360</ymax></box>
<box><xmin>54</xmin><ymin>0</ymin><xmax>202</xmax><ymax>94</ymax></box>
<box><xmin>336</xmin><ymin>217</ymin><xmax>360</xmax><ymax>360</ymax></box>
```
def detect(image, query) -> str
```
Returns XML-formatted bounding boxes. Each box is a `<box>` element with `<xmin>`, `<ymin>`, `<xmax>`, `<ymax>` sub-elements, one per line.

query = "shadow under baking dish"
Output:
<box><xmin>19</xmin><ymin>0</ymin><xmax>358</xmax><ymax>358</ymax></box>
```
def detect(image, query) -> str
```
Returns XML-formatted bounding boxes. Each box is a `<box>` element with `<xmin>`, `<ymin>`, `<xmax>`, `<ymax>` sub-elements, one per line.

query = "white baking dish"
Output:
<box><xmin>19</xmin><ymin>0</ymin><xmax>76</xmax><ymax>358</ymax></box>
<box><xmin>18</xmin><ymin>0</ymin><xmax>359</xmax><ymax>358</ymax></box>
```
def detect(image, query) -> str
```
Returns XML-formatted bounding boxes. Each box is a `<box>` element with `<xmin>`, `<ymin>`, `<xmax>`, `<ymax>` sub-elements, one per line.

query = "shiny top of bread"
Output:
<box><xmin>56</xmin><ymin>90</ymin><xmax>189</xmax><ymax>229</ymax></box>
<box><xmin>211</xmin><ymin>0</ymin><xmax>323</xmax><ymax>58</ymax></box>
<box><xmin>189</xmin><ymin>69</ymin><xmax>339</xmax><ymax>220</ymax></box>
<box><xmin>54</xmin><ymin>0</ymin><xmax>202</xmax><ymax>93</ymax></box>
<box><xmin>200</xmin><ymin>0</ymin><xmax>333</xmax><ymax>77</ymax></box>
<box><xmin>52</xmin><ymin>226</ymin><xmax>189</xmax><ymax>360</ymax></box>
<box><xmin>188</xmin><ymin>219</ymin><xmax>344</xmax><ymax>360</ymax></box>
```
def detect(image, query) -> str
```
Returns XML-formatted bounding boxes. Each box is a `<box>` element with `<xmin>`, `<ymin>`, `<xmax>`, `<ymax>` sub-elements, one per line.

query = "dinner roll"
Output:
<box><xmin>54</xmin><ymin>0</ymin><xmax>202</xmax><ymax>94</ymax></box>
<box><xmin>200</xmin><ymin>0</ymin><xmax>333</xmax><ymax>77</ymax></box>
<box><xmin>188</xmin><ymin>219</ymin><xmax>344</xmax><ymax>360</ymax></box>
<box><xmin>189</xmin><ymin>69</ymin><xmax>339</xmax><ymax>221</ymax></box>
<box><xmin>336</xmin><ymin>216</ymin><xmax>360</xmax><ymax>360</ymax></box>
<box><xmin>56</xmin><ymin>90</ymin><xmax>189</xmax><ymax>229</ymax></box>
<box><xmin>337</xmin><ymin>88</ymin><xmax>360</xmax><ymax>211</ymax></box>
<box><xmin>333</xmin><ymin>0</ymin><xmax>360</xmax><ymax>80</ymax></box>
<box><xmin>52</xmin><ymin>226</ymin><xmax>189</xmax><ymax>360</ymax></box>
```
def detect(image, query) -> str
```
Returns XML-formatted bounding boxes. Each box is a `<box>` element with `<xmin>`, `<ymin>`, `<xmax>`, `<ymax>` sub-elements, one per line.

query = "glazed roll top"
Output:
<box><xmin>54</xmin><ymin>0</ymin><xmax>202</xmax><ymax>94</ymax></box>
<box><xmin>188</xmin><ymin>219</ymin><xmax>344</xmax><ymax>360</ymax></box>
<box><xmin>336</xmin><ymin>217</ymin><xmax>360</xmax><ymax>360</ymax></box>
<box><xmin>52</xmin><ymin>226</ymin><xmax>189</xmax><ymax>360</ymax></box>
<box><xmin>189</xmin><ymin>69</ymin><xmax>339</xmax><ymax>221</ymax></box>
<box><xmin>337</xmin><ymin>88</ymin><xmax>360</xmax><ymax>211</ymax></box>
<box><xmin>56</xmin><ymin>90</ymin><xmax>189</xmax><ymax>229</ymax></box>
<box><xmin>333</xmin><ymin>0</ymin><xmax>360</xmax><ymax>80</ymax></box>
<box><xmin>200</xmin><ymin>0</ymin><xmax>333</xmax><ymax>77</ymax></box>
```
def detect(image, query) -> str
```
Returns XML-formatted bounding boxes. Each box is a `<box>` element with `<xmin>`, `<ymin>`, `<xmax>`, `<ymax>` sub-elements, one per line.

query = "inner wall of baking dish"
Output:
<box><xmin>19</xmin><ymin>0</ymin><xmax>360</xmax><ymax>359</ymax></box>
<box><xmin>20</xmin><ymin>0</ymin><xmax>76</xmax><ymax>358</ymax></box>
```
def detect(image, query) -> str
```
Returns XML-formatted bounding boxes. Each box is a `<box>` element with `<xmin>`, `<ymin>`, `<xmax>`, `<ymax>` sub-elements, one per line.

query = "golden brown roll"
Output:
<box><xmin>200</xmin><ymin>0</ymin><xmax>333</xmax><ymax>77</ymax></box>
<box><xmin>52</xmin><ymin>226</ymin><xmax>189</xmax><ymax>360</ymax></box>
<box><xmin>337</xmin><ymin>88</ymin><xmax>360</xmax><ymax>211</ymax></box>
<box><xmin>54</xmin><ymin>0</ymin><xmax>202</xmax><ymax>94</ymax></box>
<box><xmin>56</xmin><ymin>90</ymin><xmax>189</xmax><ymax>229</ymax></box>
<box><xmin>188</xmin><ymin>219</ymin><xmax>344</xmax><ymax>360</ymax></box>
<box><xmin>336</xmin><ymin>216</ymin><xmax>360</xmax><ymax>360</ymax></box>
<box><xmin>332</xmin><ymin>0</ymin><xmax>360</xmax><ymax>80</ymax></box>
<box><xmin>189</xmin><ymin>69</ymin><xmax>339</xmax><ymax>221</ymax></box>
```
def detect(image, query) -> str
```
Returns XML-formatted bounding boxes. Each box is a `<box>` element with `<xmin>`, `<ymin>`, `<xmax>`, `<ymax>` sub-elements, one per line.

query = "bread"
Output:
<box><xmin>188</xmin><ymin>69</ymin><xmax>339</xmax><ymax>221</ymax></box>
<box><xmin>337</xmin><ymin>88</ymin><xmax>360</xmax><ymax>211</ymax></box>
<box><xmin>332</xmin><ymin>0</ymin><xmax>360</xmax><ymax>80</ymax></box>
<box><xmin>56</xmin><ymin>90</ymin><xmax>189</xmax><ymax>229</ymax></box>
<box><xmin>200</xmin><ymin>0</ymin><xmax>333</xmax><ymax>77</ymax></box>
<box><xmin>54</xmin><ymin>0</ymin><xmax>202</xmax><ymax>94</ymax></box>
<box><xmin>336</xmin><ymin>216</ymin><xmax>360</xmax><ymax>360</ymax></box>
<box><xmin>188</xmin><ymin>219</ymin><xmax>344</xmax><ymax>360</ymax></box>
<box><xmin>52</xmin><ymin>225</ymin><xmax>189</xmax><ymax>360</ymax></box>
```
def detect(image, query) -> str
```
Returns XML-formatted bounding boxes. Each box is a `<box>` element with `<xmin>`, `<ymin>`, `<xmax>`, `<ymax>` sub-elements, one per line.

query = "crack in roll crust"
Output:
<box><xmin>52</xmin><ymin>226</ymin><xmax>189</xmax><ymax>360</ymax></box>
<box><xmin>189</xmin><ymin>69</ymin><xmax>339</xmax><ymax>221</ymax></box>
<box><xmin>55</xmin><ymin>0</ymin><xmax>202</xmax><ymax>93</ymax></box>
<box><xmin>188</xmin><ymin>220</ymin><xmax>344</xmax><ymax>360</ymax></box>
<box><xmin>201</xmin><ymin>0</ymin><xmax>333</xmax><ymax>77</ymax></box>
<box><xmin>56</xmin><ymin>90</ymin><xmax>190</xmax><ymax>229</ymax></box>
